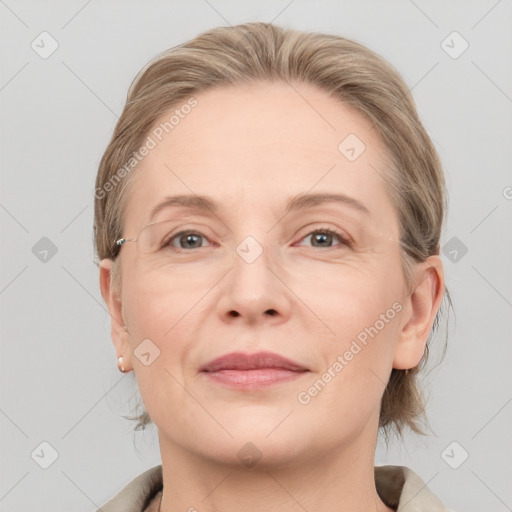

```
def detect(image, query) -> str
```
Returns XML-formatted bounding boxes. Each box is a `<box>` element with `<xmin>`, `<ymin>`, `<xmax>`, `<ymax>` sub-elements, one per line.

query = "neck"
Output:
<box><xmin>157</xmin><ymin>430</ymin><xmax>393</xmax><ymax>512</ymax></box>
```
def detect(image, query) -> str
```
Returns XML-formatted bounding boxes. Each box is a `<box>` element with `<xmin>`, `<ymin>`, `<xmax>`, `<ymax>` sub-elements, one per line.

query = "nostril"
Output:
<box><xmin>227</xmin><ymin>310</ymin><xmax>277</xmax><ymax>317</ymax></box>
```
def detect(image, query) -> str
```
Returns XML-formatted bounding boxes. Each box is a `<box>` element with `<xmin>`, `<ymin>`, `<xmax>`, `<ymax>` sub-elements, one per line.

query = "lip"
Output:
<box><xmin>200</xmin><ymin>351</ymin><xmax>309</xmax><ymax>390</ymax></box>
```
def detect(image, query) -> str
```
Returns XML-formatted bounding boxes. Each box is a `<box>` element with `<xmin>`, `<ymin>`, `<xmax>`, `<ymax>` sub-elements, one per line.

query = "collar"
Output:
<box><xmin>98</xmin><ymin>464</ymin><xmax>449</xmax><ymax>512</ymax></box>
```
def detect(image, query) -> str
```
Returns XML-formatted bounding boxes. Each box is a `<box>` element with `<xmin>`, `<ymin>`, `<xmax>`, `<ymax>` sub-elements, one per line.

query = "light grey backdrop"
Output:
<box><xmin>1</xmin><ymin>1</ymin><xmax>511</xmax><ymax>511</ymax></box>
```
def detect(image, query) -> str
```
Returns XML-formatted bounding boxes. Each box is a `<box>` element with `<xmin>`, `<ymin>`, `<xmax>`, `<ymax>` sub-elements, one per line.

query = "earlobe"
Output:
<box><xmin>393</xmin><ymin>255</ymin><xmax>445</xmax><ymax>370</ymax></box>
<box><xmin>99</xmin><ymin>258</ymin><xmax>133</xmax><ymax>372</ymax></box>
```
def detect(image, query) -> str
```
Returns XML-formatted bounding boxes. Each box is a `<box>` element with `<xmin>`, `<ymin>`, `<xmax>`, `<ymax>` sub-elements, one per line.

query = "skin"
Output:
<box><xmin>100</xmin><ymin>80</ymin><xmax>444</xmax><ymax>512</ymax></box>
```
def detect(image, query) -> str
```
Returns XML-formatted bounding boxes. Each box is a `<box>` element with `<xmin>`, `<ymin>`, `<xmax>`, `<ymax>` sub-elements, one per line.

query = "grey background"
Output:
<box><xmin>1</xmin><ymin>1</ymin><xmax>511</xmax><ymax>511</ymax></box>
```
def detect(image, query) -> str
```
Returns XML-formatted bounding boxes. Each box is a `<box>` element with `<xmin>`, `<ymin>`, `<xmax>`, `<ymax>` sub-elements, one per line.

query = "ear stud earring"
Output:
<box><xmin>117</xmin><ymin>356</ymin><xmax>128</xmax><ymax>373</ymax></box>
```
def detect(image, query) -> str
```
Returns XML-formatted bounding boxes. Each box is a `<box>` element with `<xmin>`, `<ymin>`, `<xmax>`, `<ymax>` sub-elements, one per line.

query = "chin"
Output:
<box><xmin>160</xmin><ymin>410</ymin><xmax>313</xmax><ymax>468</ymax></box>
<box><xmin>203</xmin><ymin>434</ymin><xmax>311</xmax><ymax>471</ymax></box>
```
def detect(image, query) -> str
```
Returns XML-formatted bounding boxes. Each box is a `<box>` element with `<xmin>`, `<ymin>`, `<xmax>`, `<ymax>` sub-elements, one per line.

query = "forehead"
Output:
<box><xmin>121</xmin><ymin>80</ymin><xmax>397</xmax><ymax>233</ymax></box>
<box><xmin>153</xmin><ymin>80</ymin><xmax>377</xmax><ymax>161</ymax></box>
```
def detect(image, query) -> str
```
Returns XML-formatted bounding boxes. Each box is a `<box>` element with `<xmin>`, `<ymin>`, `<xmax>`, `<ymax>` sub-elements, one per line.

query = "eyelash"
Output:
<box><xmin>166</xmin><ymin>227</ymin><xmax>352</xmax><ymax>250</ymax></box>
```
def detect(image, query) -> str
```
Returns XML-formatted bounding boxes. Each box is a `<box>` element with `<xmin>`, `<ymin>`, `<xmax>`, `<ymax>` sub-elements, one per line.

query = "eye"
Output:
<box><xmin>296</xmin><ymin>228</ymin><xmax>351</xmax><ymax>249</ymax></box>
<box><xmin>160</xmin><ymin>228</ymin><xmax>350</xmax><ymax>251</ymax></box>
<box><xmin>165</xmin><ymin>231</ymin><xmax>213</xmax><ymax>250</ymax></box>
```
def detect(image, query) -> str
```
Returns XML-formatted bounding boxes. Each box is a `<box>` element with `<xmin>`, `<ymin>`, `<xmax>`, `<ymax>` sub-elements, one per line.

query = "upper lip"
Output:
<box><xmin>200</xmin><ymin>351</ymin><xmax>309</xmax><ymax>372</ymax></box>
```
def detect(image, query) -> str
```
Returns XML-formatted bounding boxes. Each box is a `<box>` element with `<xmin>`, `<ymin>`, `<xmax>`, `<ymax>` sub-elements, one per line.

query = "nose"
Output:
<box><xmin>215</xmin><ymin>236</ymin><xmax>292</xmax><ymax>326</ymax></box>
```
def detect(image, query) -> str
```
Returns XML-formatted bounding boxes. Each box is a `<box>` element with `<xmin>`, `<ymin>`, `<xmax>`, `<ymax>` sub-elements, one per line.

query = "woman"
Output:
<box><xmin>95</xmin><ymin>22</ymin><xmax>450</xmax><ymax>511</ymax></box>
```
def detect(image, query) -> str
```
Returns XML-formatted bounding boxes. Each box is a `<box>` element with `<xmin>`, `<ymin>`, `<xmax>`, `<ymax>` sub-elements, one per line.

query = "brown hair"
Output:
<box><xmin>94</xmin><ymin>22</ymin><xmax>451</xmax><ymax>436</ymax></box>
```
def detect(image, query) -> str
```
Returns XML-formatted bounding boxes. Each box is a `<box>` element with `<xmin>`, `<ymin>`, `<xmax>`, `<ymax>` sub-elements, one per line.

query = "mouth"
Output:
<box><xmin>200</xmin><ymin>351</ymin><xmax>310</xmax><ymax>390</ymax></box>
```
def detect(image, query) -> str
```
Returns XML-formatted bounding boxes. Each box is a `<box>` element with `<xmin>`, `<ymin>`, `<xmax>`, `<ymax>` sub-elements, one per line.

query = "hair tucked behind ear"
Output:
<box><xmin>94</xmin><ymin>21</ymin><xmax>452</xmax><ymax>436</ymax></box>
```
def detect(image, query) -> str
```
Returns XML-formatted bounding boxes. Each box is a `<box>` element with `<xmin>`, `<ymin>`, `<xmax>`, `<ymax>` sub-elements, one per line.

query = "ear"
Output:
<box><xmin>99</xmin><ymin>258</ymin><xmax>133</xmax><ymax>372</ymax></box>
<box><xmin>393</xmin><ymin>255</ymin><xmax>445</xmax><ymax>369</ymax></box>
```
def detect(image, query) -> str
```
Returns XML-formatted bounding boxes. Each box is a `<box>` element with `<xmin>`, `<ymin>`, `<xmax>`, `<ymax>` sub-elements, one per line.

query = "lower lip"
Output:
<box><xmin>201</xmin><ymin>368</ymin><xmax>308</xmax><ymax>389</ymax></box>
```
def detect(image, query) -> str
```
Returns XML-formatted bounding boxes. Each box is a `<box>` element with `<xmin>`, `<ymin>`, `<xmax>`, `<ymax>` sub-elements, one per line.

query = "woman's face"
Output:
<box><xmin>103</xmin><ymin>81</ymin><xmax>420</xmax><ymax>466</ymax></box>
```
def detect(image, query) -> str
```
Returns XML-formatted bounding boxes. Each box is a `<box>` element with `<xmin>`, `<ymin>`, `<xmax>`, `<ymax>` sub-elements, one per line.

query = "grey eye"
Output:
<box><xmin>297</xmin><ymin>228</ymin><xmax>349</xmax><ymax>248</ymax></box>
<box><xmin>168</xmin><ymin>231</ymin><xmax>209</xmax><ymax>249</ymax></box>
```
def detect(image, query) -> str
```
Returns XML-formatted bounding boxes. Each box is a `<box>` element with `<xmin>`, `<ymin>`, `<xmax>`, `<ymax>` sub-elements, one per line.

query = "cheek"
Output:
<box><xmin>122</xmin><ymin>267</ymin><xmax>204</xmax><ymax>338</ymax></box>
<box><xmin>295</xmin><ymin>254</ymin><xmax>403</xmax><ymax>340</ymax></box>
<box><xmin>294</xmin><ymin>254</ymin><xmax>403</xmax><ymax>397</ymax></box>
<box><xmin>295</xmin><ymin>284</ymin><xmax>401</xmax><ymax>431</ymax></box>
<box><xmin>121</xmin><ymin>279</ymin><xmax>202</xmax><ymax>429</ymax></box>
<box><xmin>121</xmin><ymin>270</ymin><xmax>216</xmax><ymax>395</ymax></box>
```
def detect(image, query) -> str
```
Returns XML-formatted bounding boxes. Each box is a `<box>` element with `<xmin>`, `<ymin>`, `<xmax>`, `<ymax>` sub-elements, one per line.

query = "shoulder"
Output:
<box><xmin>97</xmin><ymin>465</ymin><xmax>163</xmax><ymax>512</ymax></box>
<box><xmin>375</xmin><ymin>465</ymin><xmax>451</xmax><ymax>511</ymax></box>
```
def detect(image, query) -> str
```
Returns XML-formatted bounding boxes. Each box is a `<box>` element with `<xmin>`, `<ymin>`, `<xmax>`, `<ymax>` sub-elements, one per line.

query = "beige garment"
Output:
<box><xmin>98</xmin><ymin>464</ymin><xmax>450</xmax><ymax>511</ymax></box>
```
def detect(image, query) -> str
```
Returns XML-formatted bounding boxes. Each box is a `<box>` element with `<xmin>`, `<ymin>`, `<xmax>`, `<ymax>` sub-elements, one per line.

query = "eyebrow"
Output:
<box><xmin>149</xmin><ymin>192</ymin><xmax>370</xmax><ymax>221</ymax></box>
<box><xmin>285</xmin><ymin>192</ymin><xmax>370</xmax><ymax>216</ymax></box>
